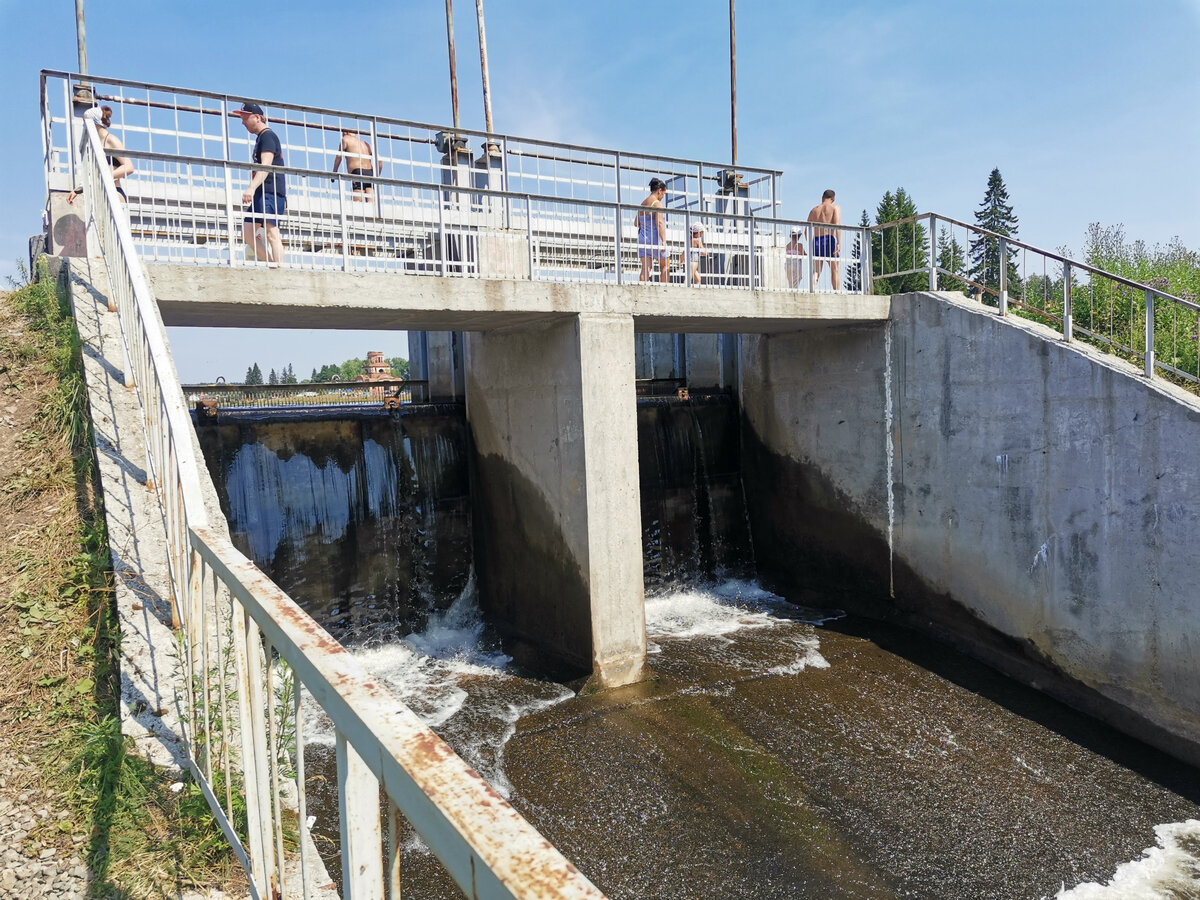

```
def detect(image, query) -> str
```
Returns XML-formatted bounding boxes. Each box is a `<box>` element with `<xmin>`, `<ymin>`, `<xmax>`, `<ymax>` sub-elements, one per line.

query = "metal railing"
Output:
<box><xmin>81</xmin><ymin>115</ymin><xmax>606</xmax><ymax>900</ymax></box>
<box><xmin>870</xmin><ymin>213</ymin><xmax>1200</xmax><ymax>385</ymax></box>
<box><xmin>65</xmin><ymin>143</ymin><xmax>868</xmax><ymax>293</ymax></box>
<box><xmin>185</xmin><ymin>380</ymin><xmax>431</xmax><ymax>411</ymax></box>
<box><xmin>43</xmin><ymin>69</ymin><xmax>780</xmax><ymax>223</ymax></box>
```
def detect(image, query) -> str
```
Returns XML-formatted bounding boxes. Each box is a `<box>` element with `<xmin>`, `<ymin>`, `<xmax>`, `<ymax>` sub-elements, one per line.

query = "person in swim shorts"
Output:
<box><xmin>82</xmin><ymin>105</ymin><xmax>134</xmax><ymax>203</ymax></box>
<box><xmin>333</xmin><ymin>128</ymin><xmax>381</xmax><ymax>201</ymax></box>
<box><xmin>807</xmin><ymin>188</ymin><xmax>842</xmax><ymax>290</ymax></box>
<box><xmin>637</xmin><ymin>177</ymin><xmax>669</xmax><ymax>283</ymax></box>
<box><xmin>234</xmin><ymin>101</ymin><xmax>287</xmax><ymax>267</ymax></box>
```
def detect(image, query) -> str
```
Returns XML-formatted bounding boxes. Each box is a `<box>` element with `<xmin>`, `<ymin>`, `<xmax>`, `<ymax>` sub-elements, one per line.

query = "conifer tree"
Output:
<box><xmin>968</xmin><ymin>168</ymin><xmax>1021</xmax><ymax>302</ymax></box>
<box><xmin>936</xmin><ymin>227</ymin><xmax>968</xmax><ymax>293</ymax></box>
<box><xmin>268</xmin><ymin>368</ymin><xmax>279</xmax><ymax>385</ymax></box>
<box><xmin>871</xmin><ymin>188</ymin><xmax>927</xmax><ymax>295</ymax></box>
<box><xmin>245</xmin><ymin>363</ymin><xmax>264</xmax><ymax>385</ymax></box>
<box><xmin>843</xmin><ymin>210</ymin><xmax>870</xmax><ymax>292</ymax></box>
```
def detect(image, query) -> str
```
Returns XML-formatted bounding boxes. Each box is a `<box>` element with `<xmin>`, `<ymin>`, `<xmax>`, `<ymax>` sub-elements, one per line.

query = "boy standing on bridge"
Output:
<box><xmin>234</xmin><ymin>102</ymin><xmax>287</xmax><ymax>267</ymax></box>
<box><xmin>332</xmin><ymin>128</ymin><xmax>381</xmax><ymax>201</ymax></box>
<box><xmin>807</xmin><ymin>189</ymin><xmax>841</xmax><ymax>290</ymax></box>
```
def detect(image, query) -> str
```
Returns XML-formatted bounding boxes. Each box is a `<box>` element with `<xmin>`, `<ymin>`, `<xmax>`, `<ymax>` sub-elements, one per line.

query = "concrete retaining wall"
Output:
<box><xmin>741</xmin><ymin>291</ymin><xmax>1200</xmax><ymax>764</ymax></box>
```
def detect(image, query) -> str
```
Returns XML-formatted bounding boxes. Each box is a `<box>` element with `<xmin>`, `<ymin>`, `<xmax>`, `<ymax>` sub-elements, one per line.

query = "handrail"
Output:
<box><xmin>871</xmin><ymin>211</ymin><xmax>1199</xmax><ymax>386</ymax></box>
<box><xmin>80</xmin><ymin>116</ymin><xmax>608</xmax><ymax>900</ymax></box>
<box><xmin>869</xmin><ymin>212</ymin><xmax>1197</xmax><ymax>310</ymax></box>
<box><xmin>42</xmin><ymin>68</ymin><xmax>782</xmax><ymax>179</ymax></box>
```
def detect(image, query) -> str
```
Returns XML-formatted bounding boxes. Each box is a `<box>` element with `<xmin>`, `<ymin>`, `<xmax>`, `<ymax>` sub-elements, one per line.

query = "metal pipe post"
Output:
<box><xmin>729</xmin><ymin>0</ymin><xmax>737</xmax><ymax>166</ymax></box>
<box><xmin>928</xmin><ymin>214</ymin><xmax>938</xmax><ymax>291</ymax></box>
<box><xmin>1062</xmin><ymin>262</ymin><xmax>1072</xmax><ymax>342</ymax></box>
<box><xmin>445</xmin><ymin>0</ymin><xmax>461</xmax><ymax>129</ymax></box>
<box><xmin>998</xmin><ymin>238</ymin><xmax>1009</xmax><ymax>316</ymax></box>
<box><xmin>1145</xmin><ymin>290</ymin><xmax>1156</xmax><ymax>377</ymax></box>
<box><xmin>75</xmin><ymin>0</ymin><xmax>89</xmax><ymax>76</ymax></box>
<box><xmin>475</xmin><ymin>0</ymin><xmax>494</xmax><ymax>134</ymax></box>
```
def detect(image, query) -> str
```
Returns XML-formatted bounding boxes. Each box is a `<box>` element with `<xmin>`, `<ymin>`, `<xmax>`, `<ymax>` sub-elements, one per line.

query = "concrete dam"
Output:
<box><xmin>46</xmin><ymin>70</ymin><xmax>1200</xmax><ymax>898</ymax></box>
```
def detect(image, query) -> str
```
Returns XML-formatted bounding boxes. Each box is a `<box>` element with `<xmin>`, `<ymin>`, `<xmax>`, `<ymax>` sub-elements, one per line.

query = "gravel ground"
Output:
<box><xmin>0</xmin><ymin>752</ymin><xmax>89</xmax><ymax>900</ymax></box>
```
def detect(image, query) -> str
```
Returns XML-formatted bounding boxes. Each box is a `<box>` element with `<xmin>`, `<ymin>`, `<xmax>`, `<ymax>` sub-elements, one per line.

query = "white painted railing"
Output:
<box><xmin>77</xmin><ymin>146</ymin><xmax>869</xmax><ymax>294</ymax></box>
<box><xmin>81</xmin><ymin>116</ymin><xmax>607</xmax><ymax>900</ymax></box>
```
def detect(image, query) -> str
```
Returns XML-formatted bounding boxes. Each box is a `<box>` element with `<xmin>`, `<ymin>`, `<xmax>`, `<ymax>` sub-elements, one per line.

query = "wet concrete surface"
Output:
<box><xmin>306</xmin><ymin>597</ymin><xmax>1200</xmax><ymax>899</ymax></box>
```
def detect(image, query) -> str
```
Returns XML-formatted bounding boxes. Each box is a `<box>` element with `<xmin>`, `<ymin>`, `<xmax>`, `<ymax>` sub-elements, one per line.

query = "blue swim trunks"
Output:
<box><xmin>812</xmin><ymin>234</ymin><xmax>835</xmax><ymax>258</ymax></box>
<box><xmin>245</xmin><ymin>191</ymin><xmax>286</xmax><ymax>226</ymax></box>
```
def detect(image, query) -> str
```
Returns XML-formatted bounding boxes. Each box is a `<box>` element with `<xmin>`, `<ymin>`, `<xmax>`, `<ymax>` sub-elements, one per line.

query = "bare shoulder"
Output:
<box><xmin>832</xmin><ymin>203</ymin><xmax>843</xmax><ymax>223</ymax></box>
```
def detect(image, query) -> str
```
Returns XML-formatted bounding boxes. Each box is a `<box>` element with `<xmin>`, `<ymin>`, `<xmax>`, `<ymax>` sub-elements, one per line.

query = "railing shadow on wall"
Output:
<box><xmin>870</xmin><ymin>213</ymin><xmax>1200</xmax><ymax>389</ymax></box>
<box><xmin>80</xmin><ymin>114</ymin><xmax>607</xmax><ymax>900</ymax></box>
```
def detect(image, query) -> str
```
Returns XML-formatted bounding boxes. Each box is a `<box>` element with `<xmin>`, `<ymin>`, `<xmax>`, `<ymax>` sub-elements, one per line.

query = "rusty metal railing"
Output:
<box><xmin>82</xmin><ymin>114</ymin><xmax>606</xmax><ymax>900</ymax></box>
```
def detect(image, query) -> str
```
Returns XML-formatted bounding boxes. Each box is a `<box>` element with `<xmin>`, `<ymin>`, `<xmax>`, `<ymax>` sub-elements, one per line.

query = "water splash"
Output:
<box><xmin>645</xmin><ymin>579</ymin><xmax>832</xmax><ymax>680</ymax></box>
<box><xmin>1054</xmin><ymin>820</ymin><xmax>1200</xmax><ymax>898</ymax></box>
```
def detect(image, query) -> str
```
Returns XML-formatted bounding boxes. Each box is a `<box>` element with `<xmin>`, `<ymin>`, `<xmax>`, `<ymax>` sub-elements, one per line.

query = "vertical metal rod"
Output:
<box><xmin>438</xmin><ymin>189</ymin><xmax>448</xmax><ymax>276</ymax></box>
<box><xmin>928</xmin><ymin>215</ymin><xmax>938</xmax><ymax>291</ymax></box>
<box><xmin>1145</xmin><ymin>290</ymin><xmax>1156</xmax><ymax>377</ymax></box>
<box><xmin>1062</xmin><ymin>262</ymin><xmax>1073</xmax><ymax>342</ymax></box>
<box><xmin>614</xmin><ymin>202</ymin><xmax>623</xmax><ymax>285</ymax></box>
<box><xmin>339</xmin><ymin>179</ymin><xmax>350</xmax><ymax>272</ymax></box>
<box><xmin>525</xmin><ymin>195</ymin><xmax>534</xmax><ymax>279</ymax></box>
<box><xmin>862</xmin><ymin>227</ymin><xmax>873</xmax><ymax>295</ymax></box>
<box><xmin>75</xmin><ymin>0</ymin><xmax>89</xmax><ymax>76</ymax></box>
<box><xmin>445</xmin><ymin>0</ymin><xmax>461</xmax><ymax>130</ymax></box>
<box><xmin>336</xmin><ymin>732</ymin><xmax>385</xmax><ymax>898</ymax></box>
<box><xmin>475</xmin><ymin>0</ymin><xmax>494</xmax><ymax>134</ymax></box>
<box><xmin>998</xmin><ymin>237</ymin><xmax>1009</xmax><ymax>316</ymax></box>
<box><xmin>747</xmin><ymin>214</ymin><xmax>756</xmax><ymax>290</ymax></box>
<box><xmin>729</xmin><ymin>0</ymin><xmax>737</xmax><ymax>166</ymax></box>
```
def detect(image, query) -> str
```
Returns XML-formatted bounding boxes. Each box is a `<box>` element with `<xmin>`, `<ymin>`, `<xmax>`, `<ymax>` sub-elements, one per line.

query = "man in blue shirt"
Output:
<box><xmin>234</xmin><ymin>101</ymin><xmax>286</xmax><ymax>266</ymax></box>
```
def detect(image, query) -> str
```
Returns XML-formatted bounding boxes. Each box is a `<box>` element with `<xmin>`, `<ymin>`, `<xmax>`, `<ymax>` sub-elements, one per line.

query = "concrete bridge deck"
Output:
<box><xmin>148</xmin><ymin>265</ymin><xmax>890</xmax><ymax>333</ymax></box>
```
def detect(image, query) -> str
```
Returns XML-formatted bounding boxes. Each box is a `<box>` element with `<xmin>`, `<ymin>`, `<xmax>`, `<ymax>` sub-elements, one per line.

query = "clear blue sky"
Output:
<box><xmin>2</xmin><ymin>0</ymin><xmax>1197</xmax><ymax>382</ymax></box>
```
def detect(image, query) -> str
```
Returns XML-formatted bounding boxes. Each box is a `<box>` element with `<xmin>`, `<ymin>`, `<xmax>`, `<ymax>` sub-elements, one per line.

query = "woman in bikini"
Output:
<box><xmin>637</xmin><ymin>177</ymin><xmax>669</xmax><ymax>283</ymax></box>
<box><xmin>83</xmin><ymin>106</ymin><xmax>134</xmax><ymax>203</ymax></box>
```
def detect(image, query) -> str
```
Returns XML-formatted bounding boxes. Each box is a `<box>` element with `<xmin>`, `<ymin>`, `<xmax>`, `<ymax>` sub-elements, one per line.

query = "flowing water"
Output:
<box><xmin>197</xmin><ymin>401</ymin><xmax>1200</xmax><ymax>898</ymax></box>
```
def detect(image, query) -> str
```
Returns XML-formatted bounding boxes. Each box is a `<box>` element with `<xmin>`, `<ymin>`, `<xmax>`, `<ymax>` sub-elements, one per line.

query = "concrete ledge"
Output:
<box><xmin>148</xmin><ymin>265</ymin><xmax>890</xmax><ymax>334</ymax></box>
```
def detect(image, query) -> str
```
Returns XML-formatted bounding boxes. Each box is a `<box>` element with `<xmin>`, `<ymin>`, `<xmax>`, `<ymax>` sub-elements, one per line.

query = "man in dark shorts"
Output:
<box><xmin>234</xmin><ymin>101</ymin><xmax>286</xmax><ymax>266</ymax></box>
<box><xmin>807</xmin><ymin>188</ymin><xmax>842</xmax><ymax>290</ymax></box>
<box><xmin>333</xmin><ymin>128</ymin><xmax>381</xmax><ymax>201</ymax></box>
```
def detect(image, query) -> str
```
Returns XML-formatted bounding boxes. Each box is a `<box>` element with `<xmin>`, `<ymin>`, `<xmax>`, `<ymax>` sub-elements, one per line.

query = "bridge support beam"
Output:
<box><xmin>466</xmin><ymin>313</ymin><xmax>646</xmax><ymax>687</ymax></box>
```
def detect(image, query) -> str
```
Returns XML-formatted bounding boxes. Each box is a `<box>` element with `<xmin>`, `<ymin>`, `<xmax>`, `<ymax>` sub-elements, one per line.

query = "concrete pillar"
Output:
<box><xmin>466</xmin><ymin>313</ymin><xmax>646</xmax><ymax>687</ymax></box>
<box><xmin>409</xmin><ymin>331</ymin><xmax>462</xmax><ymax>402</ymax></box>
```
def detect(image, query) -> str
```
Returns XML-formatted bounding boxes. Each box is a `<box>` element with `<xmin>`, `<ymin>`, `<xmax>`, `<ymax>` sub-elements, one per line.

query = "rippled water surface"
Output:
<box><xmin>304</xmin><ymin>581</ymin><xmax>1200</xmax><ymax>899</ymax></box>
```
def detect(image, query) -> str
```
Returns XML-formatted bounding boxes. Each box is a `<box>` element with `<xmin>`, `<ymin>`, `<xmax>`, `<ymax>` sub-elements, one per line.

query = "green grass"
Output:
<box><xmin>1</xmin><ymin>259</ymin><xmax>245</xmax><ymax>898</ymax></box>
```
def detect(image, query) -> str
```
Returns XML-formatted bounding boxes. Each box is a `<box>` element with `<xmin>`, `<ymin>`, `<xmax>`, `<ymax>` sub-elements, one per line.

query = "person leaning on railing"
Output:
<box><xmin>233</xmin><ymin>101</ymin><xmax>287</xmax><ymax>268</ymax></box>
<box><xmin>82</xmin><ymin>106</ymin><xmax>134</xmax><ymax>203</ymax></box>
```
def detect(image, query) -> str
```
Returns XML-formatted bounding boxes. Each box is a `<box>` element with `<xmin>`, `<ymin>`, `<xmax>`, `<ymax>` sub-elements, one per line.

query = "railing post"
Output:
<box><xmin>223</xmin><ymin>166</ymin><xmax>238</xmax><ymax>268</ymax></box>
<box><xmin>747</xmin><ymin>213</ymin><xmax>756</xmax><ymax>290</ymax></box>
<box><xmin>928</xmin><ymin>214</ymin><xmax>938</xmax><ymax>291</ymax></box>
<box><xmin>807</xmin><ymin>224</ymin><xmax>816</xmax><ymax>294</ymax></box>
<box><xmin>438</xmin><ymin>187</ymin><xmax>448</xmax><ymax>277</ymax></box>
<box><xmin>683</xmin><ymin>209</ymin><xmax>692</xmax><ymax>288</ymax></box>
<box><xmin>501</xmin><ymin>137</ymin><xmax>512</xmax><ymax>229</ymax></box>
<box><xmin>337</xmin><ymin>732</ymin><xmax>384</xmax><ymax>898</ymax></box>
<box><xmin>1062</xmin><ymin>261</ymin><xmax>1072</xmax><ymax>342</ymax></box>
<box><xmin>1145</xmin><ymin>290</ymin><xmax>1156</xmax><ymax>377</ymax></box>
<box><xmin>998</xmin><ymin>237</ymin><xmax>1009</xmax><ymax>316</ymax></box>
<box><xmin>615</xmin><ymin>202</ymin><xmax>623</xmax><ymax>285</ymax></box>
<box><xmin>339</xmin><ymin>179</ymin><xmax>351</xmax><ymax>272</ymax></box>
<box><xmin>525</xmin><ymin>194</ymin><xmax>534</xmax><ymax>280</ymax></box>
<box><xmin>863</xmin><ymin>228</ymin><xmax>873</xmax><ymax>295</ymax></box>
<box><xmin>614</xmin><ymin>151</ymin><xmax>622</xmax><ymax>205</ymax></box>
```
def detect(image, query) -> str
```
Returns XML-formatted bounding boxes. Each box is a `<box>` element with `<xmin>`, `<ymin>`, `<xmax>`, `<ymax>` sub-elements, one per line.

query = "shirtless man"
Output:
<box><xmin>333</xmin><ymin>128</ymin><xmax>381</xmax><ymax>201</ymax></box>
<box><xmin>636</xmin><ymin>178</ymin><xmax>669</xmax><ymax>283</ymax></box>
<box><xmin>807</xmin><ymin>189</ymin><xmax>842</xmax><ymax>290</ymax></box>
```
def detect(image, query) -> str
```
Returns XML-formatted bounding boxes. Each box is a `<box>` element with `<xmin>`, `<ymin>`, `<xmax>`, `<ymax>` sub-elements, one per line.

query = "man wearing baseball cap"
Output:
<box><xmin>233</xmin><ymin>101</ymin><xmax>286</xmax><ymax>266</ymax></box>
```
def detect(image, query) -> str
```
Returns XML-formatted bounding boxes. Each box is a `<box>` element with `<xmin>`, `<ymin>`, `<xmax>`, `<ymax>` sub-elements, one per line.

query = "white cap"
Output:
<box><xmin>690</xmin><ymin>222</ymin><xmax>705</xmax><ymax>233</ymax></box>
<box><xmin>790</xmin><ymin>225</ymin><xmax>803</xmax><ymax>235</ymax></box>
<box><xmin>83</xmin><ymin>107</ymin><xmax>103</xmax><ymax>123</ymax></box>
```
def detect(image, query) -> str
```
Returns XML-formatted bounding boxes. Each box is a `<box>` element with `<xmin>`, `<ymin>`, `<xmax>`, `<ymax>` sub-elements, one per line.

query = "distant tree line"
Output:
<box><xmin>241</xmin><ymin>356</ymin><xmax>409</xmax><ymax>385</ymax></box>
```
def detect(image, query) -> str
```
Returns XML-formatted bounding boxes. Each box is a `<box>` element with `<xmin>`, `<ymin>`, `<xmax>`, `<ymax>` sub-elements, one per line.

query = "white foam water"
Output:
<box><xmin>299</xmin><ymin>575</ymin><xmax>571</xmax><ymax>802</ymax></box>
<box><xmin>1054</xmin><ymin>820</ymin><xmax>1200</xmax><ymax>899</ymax></box>
<box><xmin>645</xmin><ymin>578</ymin><xmax>831</xmax><ymax>679</ymax></box>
